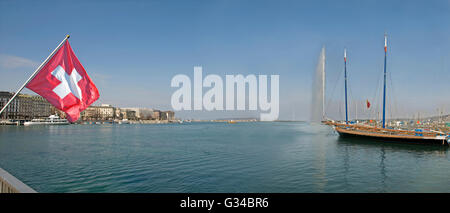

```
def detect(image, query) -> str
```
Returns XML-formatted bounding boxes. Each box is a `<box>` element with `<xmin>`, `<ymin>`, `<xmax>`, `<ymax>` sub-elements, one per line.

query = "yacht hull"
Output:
<box><xmin>336</xmin><ymin>127</ymin><xmax>449</xmax><ymax>146</ymax></box>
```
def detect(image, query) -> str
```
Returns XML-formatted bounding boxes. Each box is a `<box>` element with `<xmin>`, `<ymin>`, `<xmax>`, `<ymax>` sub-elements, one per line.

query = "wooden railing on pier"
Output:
<box><xmin>0</xmin><ymin>167</ymin><xmax>36</xmax><ymax>193</ymax></box>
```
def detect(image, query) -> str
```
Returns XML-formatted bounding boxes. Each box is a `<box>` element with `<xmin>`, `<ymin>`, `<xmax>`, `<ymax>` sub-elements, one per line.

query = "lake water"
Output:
<box><xmin>0</xmin><ymin>122</ymin><xmax>448</xmax><ymax>192</ymax></box>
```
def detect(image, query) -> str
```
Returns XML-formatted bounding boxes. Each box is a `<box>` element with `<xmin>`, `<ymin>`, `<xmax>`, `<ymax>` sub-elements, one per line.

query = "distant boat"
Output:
<box><xmin>326</xmin><ymin>35</ymin><xmax>449</xmax><ymax>146</ymax></box>
<box><xmin>24</xmin><ymin>115</ymin><xmax>69</xmax><ymax>126</ymax></box>
<box><xmin>0</xmin><ymin>120</ymin><xmax>18</xmax><ymax>125</ymax></box>
<box><xmin>118</xmin><ymin>119</ymin><xmax>130</xmax><ymax>124</ymax></box>
<box><xmin>228</xmin><ymin>120</ymin><xmax>236</xmax><ymax>124</ymax></box>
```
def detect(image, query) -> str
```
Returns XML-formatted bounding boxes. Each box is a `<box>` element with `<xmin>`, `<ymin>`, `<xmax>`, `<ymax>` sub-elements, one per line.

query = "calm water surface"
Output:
<box><xmin>0</xmin><ymin>122</ymin><xmax>448</xmax><ymax>192</ymax></box>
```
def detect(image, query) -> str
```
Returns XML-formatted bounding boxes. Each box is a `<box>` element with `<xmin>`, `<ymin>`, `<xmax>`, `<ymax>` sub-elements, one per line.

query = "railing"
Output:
<box><xmin>0</xmin><ymin>167</ymin><xmax>37</xmax><ymax>193</ymax></box>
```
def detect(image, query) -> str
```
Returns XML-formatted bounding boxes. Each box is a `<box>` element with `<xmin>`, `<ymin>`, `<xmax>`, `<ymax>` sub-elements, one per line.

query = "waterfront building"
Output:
<box><xmin>138</xmin><ymin>108</ymin><xmax>154</xmax><ymax>120</ymax></box>
<box><xmin>20</xmin><ymin>94</ymin><xmax>52</xmax><ymax>118</ymax></box>
<box><xmin>81</xmin><ymin>105</ymin><xmax>115</xmax><ymax>121</ymax></box>
<box><xmin>17</xmin><ymin>94</ymin><xmax>33</xmax><ymax>119</ymax></box>
<box><xmin>160</xmin><ymin>111</ymin><xmax>174</xmax><ymax>121</ymax></box>
<box><xmin>114</xmin><ymin>108</ymin><xmax>123</xmax><ymax>119</ymax></box>
<box><xmin>112</xmin><ymin>108</ymin><xmax>138</xmax><ymax>120</ymax></box>
<box><xmin>0</xmin><ymin>91</ymin><xmax>52</xmax><ymax>120</ymax></box>
<box><xmin>97</xmin><ymin>105</ymin><xmax>115</xmax><ymax>120</ymax></box>
<box><xmin>121</xmin><ymin>108</ymin><xmax>154</xmax><ymax>120</ymax></box>
<box><xmin>81</xmin><ymin>107</ymin><xmax>99</xmax><ymax>120</ymax></box>
<box><xmin>0</xmin><ymin>92</ymin><xmax>18</xmax><ymax>119</ymax></box>
<box><xmin>122</xmin><ymin>109</ymin><xmax>136</xmax><ymax>120</ymax></box>
<box><xmin>153</xmin><ymin>110</ymin><xmax>161</xmax><ymax>120</ymax></box>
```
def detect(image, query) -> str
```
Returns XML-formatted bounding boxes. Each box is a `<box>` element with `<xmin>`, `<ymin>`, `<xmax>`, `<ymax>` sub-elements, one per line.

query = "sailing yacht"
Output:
<box><xmin>326</xmin><ymin>35</ymin><xmax>449</xmax><ymax>146</ymax></box>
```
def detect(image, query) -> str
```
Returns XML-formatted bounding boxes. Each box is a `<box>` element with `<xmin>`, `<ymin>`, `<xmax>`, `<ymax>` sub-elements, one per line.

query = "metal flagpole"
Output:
<box><xmin>0</xmin><ymin>35</ymin><xmax>70</xmax><ymax>116</ymax></box>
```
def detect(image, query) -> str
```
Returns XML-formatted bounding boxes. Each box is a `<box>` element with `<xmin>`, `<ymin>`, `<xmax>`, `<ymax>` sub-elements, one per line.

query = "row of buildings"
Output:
<box><xmin>0</xmin><ymin>91</ymin><xmax>53</xmax><ymax>120</ymax></box>
<box><xmin>78</xmin><ymin>105</ymin><xmax>175</xmax><ymax>121</ymax></box>
<box><xmin>0</xmin><ymin>91</ymin><xmax>174</xmax><ymax>121</ymax></box>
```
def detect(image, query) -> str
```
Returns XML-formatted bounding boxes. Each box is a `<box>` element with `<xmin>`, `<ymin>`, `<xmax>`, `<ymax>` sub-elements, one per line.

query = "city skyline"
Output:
<box><xmin>0</xmin><ymin>90</ymin><xmax>176</xmax><ymax>122</ymax></box>
<box><xmin>0</xmin><ymin>0</ymin><xmax>449</xmax><ymax>120</ymax></box>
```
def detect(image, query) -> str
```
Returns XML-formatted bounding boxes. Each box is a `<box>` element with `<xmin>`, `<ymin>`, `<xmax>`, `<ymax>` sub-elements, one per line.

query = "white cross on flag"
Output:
<box><xmin>26</xmin><ymin>40</ymin><xmax>99</xmax><ymax>122</ymax></box>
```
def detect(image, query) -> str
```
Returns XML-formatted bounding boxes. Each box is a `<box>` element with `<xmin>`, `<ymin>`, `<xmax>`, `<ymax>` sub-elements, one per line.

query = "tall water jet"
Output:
<box><xmin>310</xmin><ymin>47</ymin><xmax>326</xmax><ymax>123</ymax></box>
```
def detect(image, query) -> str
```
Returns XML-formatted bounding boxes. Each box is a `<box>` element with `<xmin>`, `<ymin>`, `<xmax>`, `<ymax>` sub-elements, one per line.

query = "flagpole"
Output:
<box><xmin>0</xmin><ymin>35</ymin><xmax>70</xmax><ymax>117</ymax></box>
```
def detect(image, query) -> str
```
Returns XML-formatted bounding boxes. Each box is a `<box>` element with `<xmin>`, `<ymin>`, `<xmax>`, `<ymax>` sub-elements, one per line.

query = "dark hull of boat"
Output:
<box><xmin>337</xmin><ymin>131</ymin><xmax>449</xmax><ymax>146</ymax></box>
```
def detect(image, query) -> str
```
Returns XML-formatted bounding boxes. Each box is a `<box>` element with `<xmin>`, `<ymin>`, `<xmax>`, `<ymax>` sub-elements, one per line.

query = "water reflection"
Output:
<box><xmin>342</xmin><ymin>142</ymin><xmax>350</xmax><ymax>191</ymax></box>
<box><xmin>337</xmin><ymin>135</ymin><xmax>448</xmax><ymax>192</ymax></box>
<box><xmin>379</xmin><ymin>147</ymin><xmax>386</xmax><ymax>192</ymax></box>
<box><xmin>336</xmin><ymin>136</ymin><xmax>449</xmax><ymax>154</ymax></box>
<box><xmin>309</xmin><ymin>123</ymin><xmax>330</xmax><ymax>192</ymax></box>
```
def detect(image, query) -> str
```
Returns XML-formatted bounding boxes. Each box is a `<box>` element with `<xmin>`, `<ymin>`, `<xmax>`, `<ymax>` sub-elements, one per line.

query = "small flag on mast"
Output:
<box><xmin>344</xmin><ymin>48</ymin><xmax>347</xmax><ymax>62</ymax></box>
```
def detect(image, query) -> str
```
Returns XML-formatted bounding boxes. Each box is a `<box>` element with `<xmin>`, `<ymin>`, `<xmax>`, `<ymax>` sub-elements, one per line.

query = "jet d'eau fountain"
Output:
<box><xmin>311</xmin><ymin>47</ymin><xmax>326</xmax><ymax>123</ymax></box>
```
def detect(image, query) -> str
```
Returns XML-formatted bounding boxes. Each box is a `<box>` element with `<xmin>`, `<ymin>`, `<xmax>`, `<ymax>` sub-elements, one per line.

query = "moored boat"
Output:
<box><xmin>118</xmin><ymin>119</ymin><xmax>130</xmax><ymax>124</ymax></box>
<box><xmin>327</xmin><ymin>34</ymin><xmax>449</xmax><ymax>146</ymax></box>
<box><xmin>331</xmin><ymin>122</ymin><xmax>449</xmax><ymax>145</ymax></box>
<box><xmin>24</xmin><ymin>115</ymin><xmax>69</xmax><ymax>126</ymax></box>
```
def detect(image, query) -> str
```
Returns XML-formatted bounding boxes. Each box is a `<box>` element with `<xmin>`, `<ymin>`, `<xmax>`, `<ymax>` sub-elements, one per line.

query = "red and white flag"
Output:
<box><xmin>26</xmin><ymin>40</ymin><xmax>99</xmax><ymax>122</ymax></box>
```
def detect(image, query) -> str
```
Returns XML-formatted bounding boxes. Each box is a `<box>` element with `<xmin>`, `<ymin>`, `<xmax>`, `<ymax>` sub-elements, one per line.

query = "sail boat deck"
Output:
<box><xmin>327</xmin><ymin>122</ymin><xmax>449</xmax><ymax>145</ymax></box>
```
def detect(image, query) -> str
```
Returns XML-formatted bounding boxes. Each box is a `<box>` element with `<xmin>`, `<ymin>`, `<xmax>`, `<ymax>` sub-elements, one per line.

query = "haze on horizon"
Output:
<box><xmin>0</xmin><ymin>0</ymin><xmax>449</xmax><ymax>121</ymax></box>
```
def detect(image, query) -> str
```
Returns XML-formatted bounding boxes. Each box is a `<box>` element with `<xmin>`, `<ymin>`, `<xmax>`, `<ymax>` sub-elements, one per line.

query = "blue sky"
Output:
<box><xmin>0</xmin><ymin>0</ymin><xmax>449</xmax><ymax>120</ymax></box>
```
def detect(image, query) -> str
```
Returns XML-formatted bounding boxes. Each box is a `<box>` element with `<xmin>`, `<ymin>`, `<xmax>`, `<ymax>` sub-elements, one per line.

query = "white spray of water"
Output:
<box><xmin>310</xmin><ymin>47</ymin><xmax>326</xmax><ymax>122</ymax></box>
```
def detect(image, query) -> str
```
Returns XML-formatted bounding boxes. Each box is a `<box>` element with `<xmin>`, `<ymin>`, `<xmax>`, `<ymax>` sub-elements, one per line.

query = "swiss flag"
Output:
<box><xmin>26</xmin><ymin>40</ymin><xmax>99</xmax><ymax>122</ymax></box>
